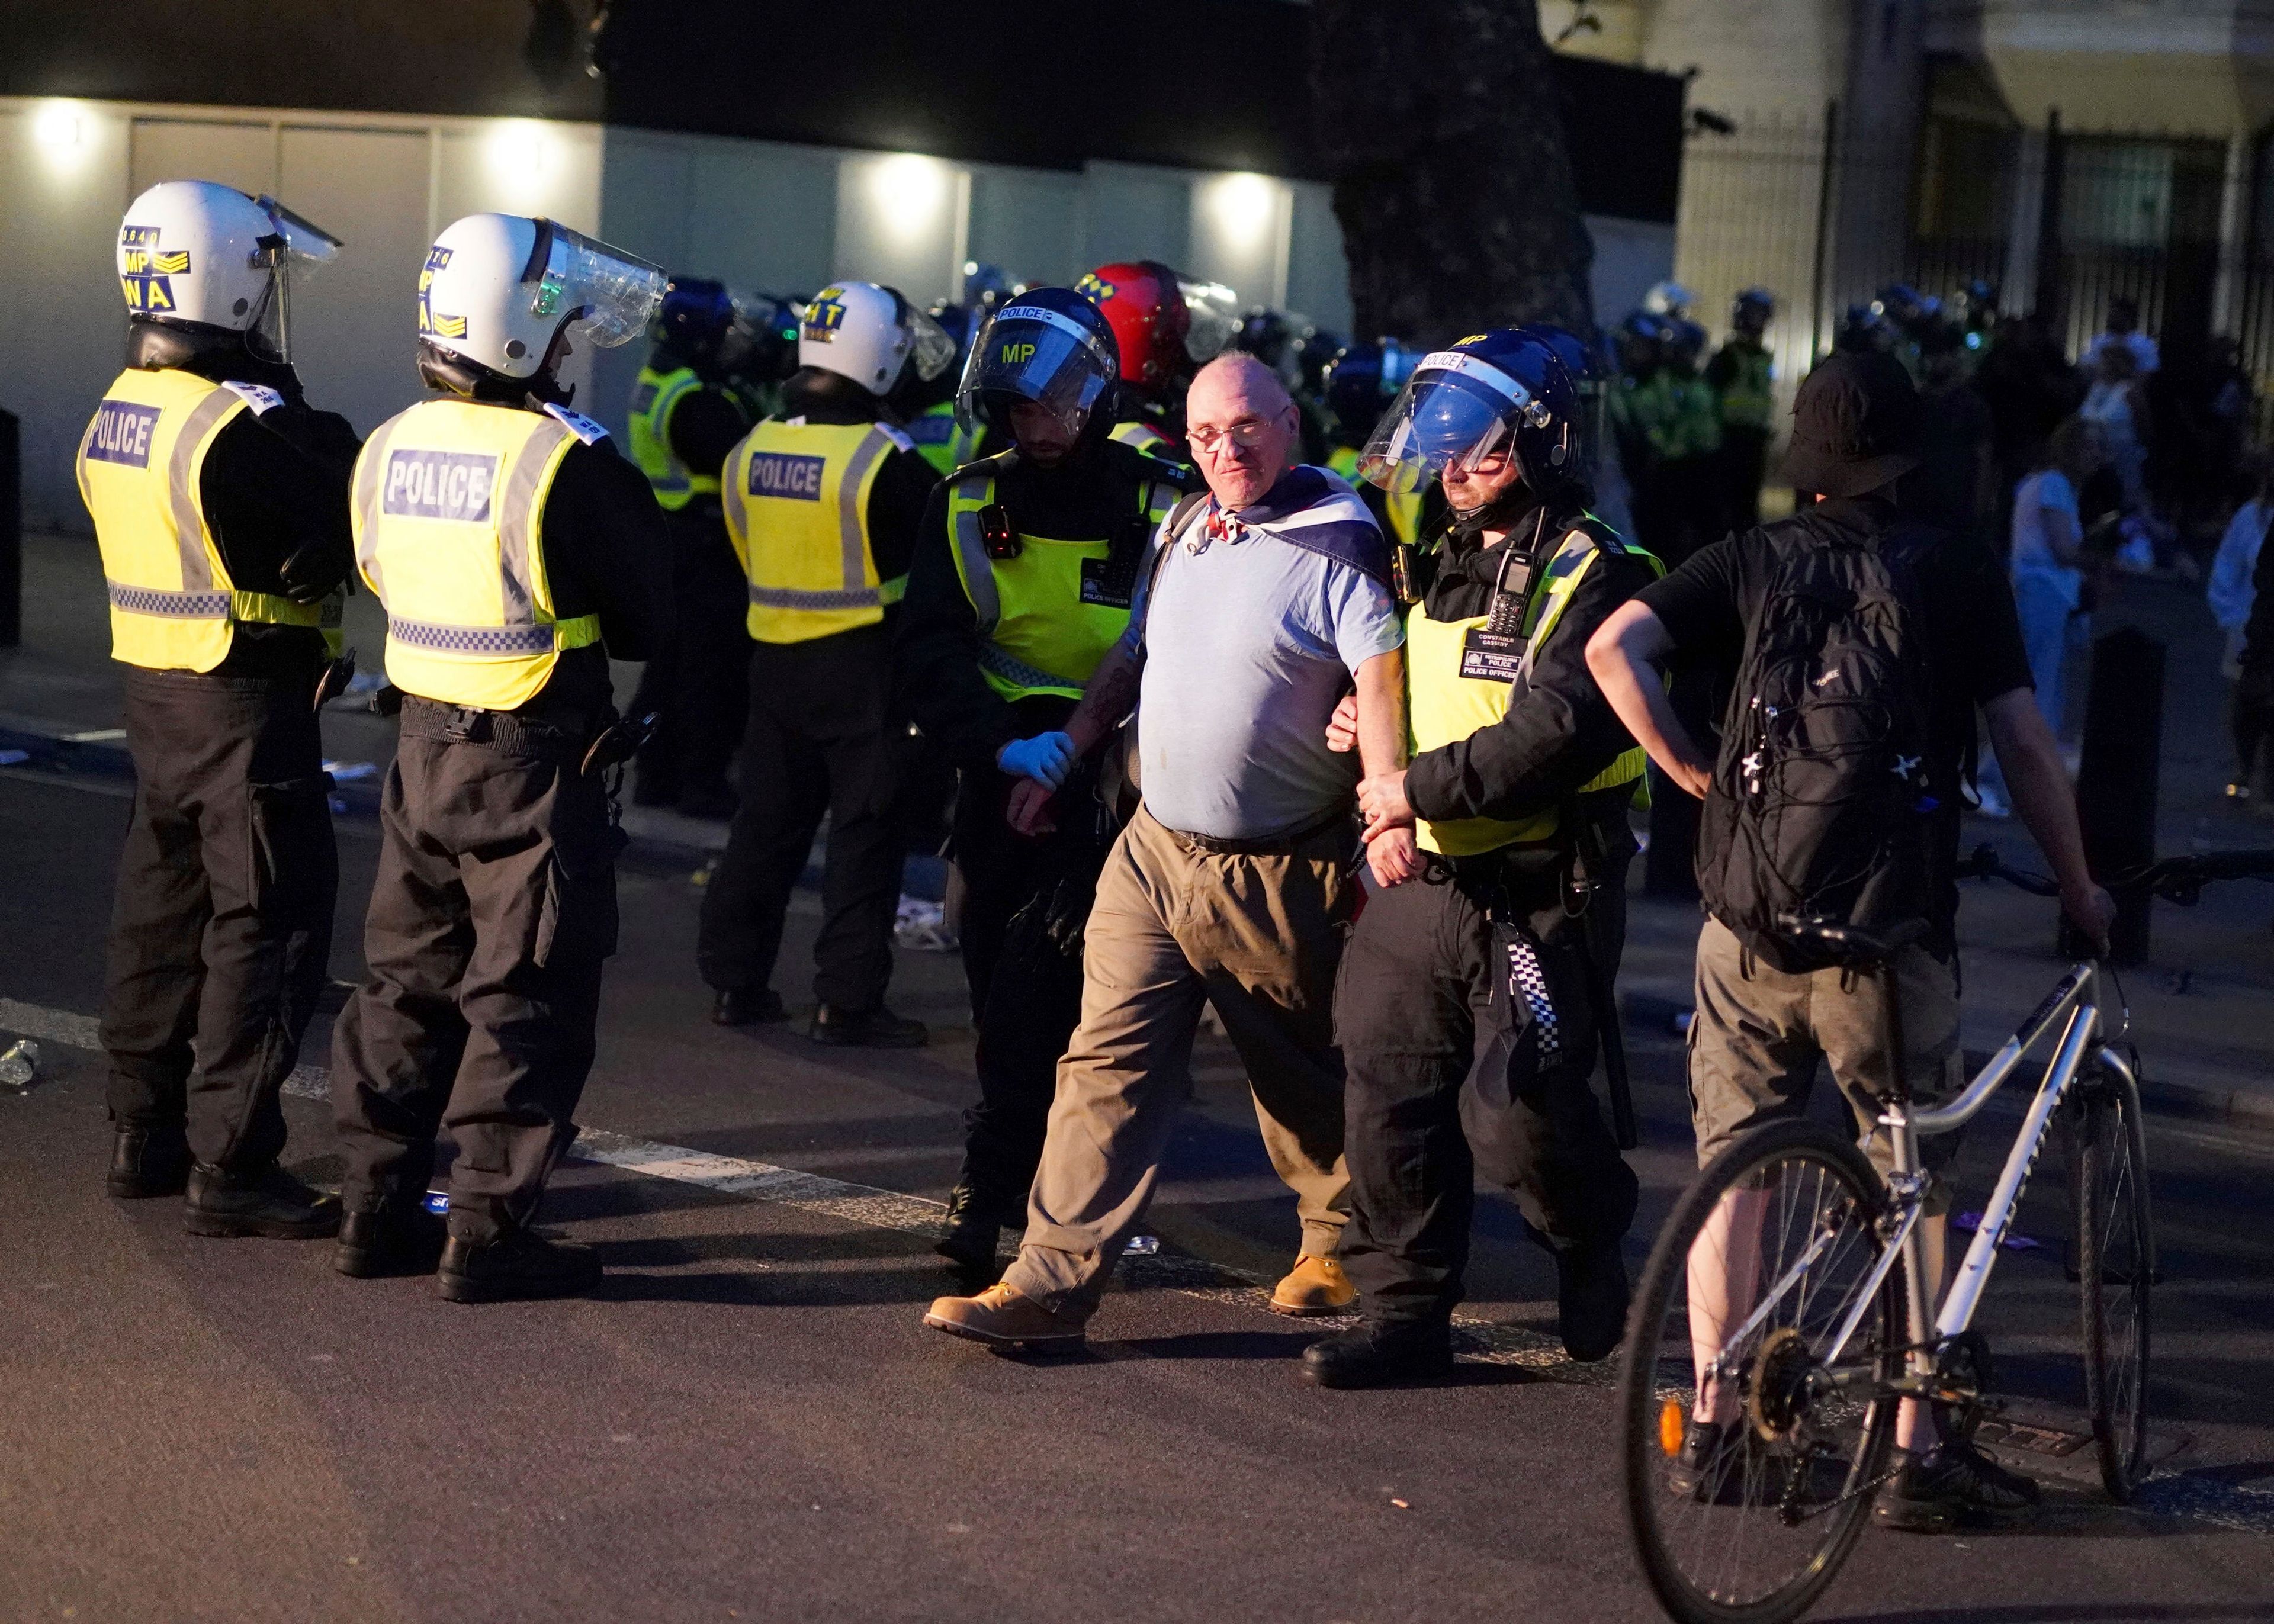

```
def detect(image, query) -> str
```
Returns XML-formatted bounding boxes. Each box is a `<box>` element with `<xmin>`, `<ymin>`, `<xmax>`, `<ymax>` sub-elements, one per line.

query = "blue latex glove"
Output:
<box><xmin>997</xmin><ymin>730</ymin><xmax>1077</xmax><ymax>789</ymax></box>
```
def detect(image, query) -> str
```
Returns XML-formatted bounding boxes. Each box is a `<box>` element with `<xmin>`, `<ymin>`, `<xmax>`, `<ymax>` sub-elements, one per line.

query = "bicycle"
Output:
<box><xmin>1617</xmin><ymin>846</ymin><xmax>2274</xmax><ymax>1624</ymax></box>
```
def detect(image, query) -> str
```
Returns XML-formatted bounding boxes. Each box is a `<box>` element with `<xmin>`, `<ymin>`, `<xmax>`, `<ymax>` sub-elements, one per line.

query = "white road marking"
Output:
<box><xmin>8</xmin><ymin>996</ymin><xmax>2271</xmax><ymax>1530</ymax></box>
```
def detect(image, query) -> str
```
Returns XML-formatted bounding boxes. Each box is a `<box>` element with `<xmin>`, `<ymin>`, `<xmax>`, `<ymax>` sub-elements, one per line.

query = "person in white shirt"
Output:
<box><xmin>2009</xmin><ymin>416</ymin><xmax>2102</xmax><ymax>738</ymax></box>
<box><xmin>2084</xmin><ymin>295</ymin><xmax>2159</xmax><ymax>378</ymax></box>
<box><xmin>2209</xmin><ymin>466</ymin><xmax>2272</xmax><ymax>797</ymax></box>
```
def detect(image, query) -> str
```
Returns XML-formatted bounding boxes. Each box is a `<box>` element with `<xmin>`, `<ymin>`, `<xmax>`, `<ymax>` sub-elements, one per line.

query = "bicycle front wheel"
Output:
<box><xmin>2071</xmin><ymin>1059</ymin><xmax>2154</xmax><ymax>1501</ymax></box>
<box><xmin>1619</xmin><ymin>1120</ymin><xmax>1902</xmax><ymax>1624</ymax></box>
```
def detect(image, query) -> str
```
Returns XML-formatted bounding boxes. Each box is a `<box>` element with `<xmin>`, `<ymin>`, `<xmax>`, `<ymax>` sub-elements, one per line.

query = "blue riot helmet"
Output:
<box><xmin>1323</xmin><ymin>343</ymin><xmax>1385</xmax><ymax>445</ymax></box>
<box><xmin>961</xmin><ymin>261</ymin><xmax>1013</xmax><ymax>316</ymax></box>
<box><xmin>1524</xmin><ymin>324</ymin><xmax>1607</xmax><ymax>471</ymax></box>
<box><xmin>955</xmin><ymin>284</ymin><xmax>1122</xmax><ymax>442</ymax></box>
<box><xmin>655</xmin><ymin>276</ymin><xmax>734</xmax><ymax>361</ymax></box>
<box><xmin>1358</xmin><ymin>329</ymin><xmax>1581</xmax><ymax>500</ymax></box>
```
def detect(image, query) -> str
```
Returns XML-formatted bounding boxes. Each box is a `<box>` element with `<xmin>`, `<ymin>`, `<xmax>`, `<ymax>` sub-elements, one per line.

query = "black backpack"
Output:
<box><xmin>1697</xmin><ymin>521</ymin><xmax>1950</xmax><ymax>968</ymax></box>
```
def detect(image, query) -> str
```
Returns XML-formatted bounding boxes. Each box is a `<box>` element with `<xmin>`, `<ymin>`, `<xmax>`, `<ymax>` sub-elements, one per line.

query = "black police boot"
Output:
<box><xmin>713</xmin><ymin>985</ymin><xmax>788</xmax><ymax>1027</ymax></box>
<box><xmin>333</xmin><ymin>1203</ymin><xmax>449</xmax><ymax>1278</ymax></box>
<box><xmin>436</xmin><ymin>1226</ymin><xmax>603</xmax><ymax>1304</ymax></box>
<box><xmin>183</xmin><ymin>1163</ymin><xmax>343</xmax><ymax>1239</ymax></box>
<box><xmin>1556</xmin><ymin>1238</ymin><xmax>1631</xmax><ymax>1362</ymax></box>
<box><xmin>107</xmin><ymin>1121</ymin><xmax>191</xmax><ymax>1199</ymax></box>
<box><xmin>935</xmin><ymin>1185</ymin><xmax>1004</xmax><ymax>1276</ymax></box>
<box><xmin>810</xmin><ymin>1005</ymin><xmax>927</xmax><ymax>1049</ymax></box>
<box><xmin>1299</xmin><ymin>1319</ymin><xmax>1455</xmax><ymax>1389</ymax></box>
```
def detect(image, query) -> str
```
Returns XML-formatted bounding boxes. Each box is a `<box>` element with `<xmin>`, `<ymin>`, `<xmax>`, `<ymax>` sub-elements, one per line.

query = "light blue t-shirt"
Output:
<box><xmin>1129</xmin><ymin>472</ymin><xmax>1404</xmax><ymax>840</ymax></box>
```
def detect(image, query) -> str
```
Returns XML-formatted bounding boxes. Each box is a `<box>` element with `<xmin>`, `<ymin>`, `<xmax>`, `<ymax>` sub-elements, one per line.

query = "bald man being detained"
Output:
<box><xmin>925</xmin><ymin>354</ymin><xmax>1415</xmax><ymax>1349</ymax></box>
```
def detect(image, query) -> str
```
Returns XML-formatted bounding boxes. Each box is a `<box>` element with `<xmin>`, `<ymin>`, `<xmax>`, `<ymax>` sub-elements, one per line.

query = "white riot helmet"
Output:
<box><xmin>415</xmin><ymin>213</ymin><xmax>665</xmax><ymax>396</ymax></box>
<box><xmin>797</xmin><ymin>281</ymin><xmax>956</xmax><ymax>399</ymax></box>
<box><xmin>118</xmin><ymin>180</ymin><xmax>341</xmax><ymax>364</ymax></box>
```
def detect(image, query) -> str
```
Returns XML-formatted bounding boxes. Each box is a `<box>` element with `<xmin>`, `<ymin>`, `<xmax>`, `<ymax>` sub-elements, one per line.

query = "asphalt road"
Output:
<box><xmin>2</xmin><ymin>763</ymin><xmax>2272</xmax><ymax>1624</ymax></box>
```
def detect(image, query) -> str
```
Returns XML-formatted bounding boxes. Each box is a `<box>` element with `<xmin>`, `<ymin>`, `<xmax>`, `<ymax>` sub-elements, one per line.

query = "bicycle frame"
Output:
<box><xmin>1794</xmin><ymin>960</ymin><xmax>2126</xmax><ymax>1381</ymax></box>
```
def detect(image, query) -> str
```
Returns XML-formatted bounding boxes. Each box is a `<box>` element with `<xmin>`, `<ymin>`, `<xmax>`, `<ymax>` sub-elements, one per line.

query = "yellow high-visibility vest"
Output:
<box><xmin>944</xmin><ymin>462</ymin><xmax>1184</xmax><ymax>702</ymax></box>
<box><xmin>722</xmin><ymin>418</ymin><xmax>910</xmax><ymax>645</ymax></box>
<box><xmin>76</xmin><ymin>367</ymin><xmax>330</xmax><ymax>672</ymax></box>
<box><xmin>1408</xmin><ymin>525</ymin><xmax>1660</xmax><ymax>857</ymax></box>
<box><xmin>909</xmin><ymin>400</ymin><xmax>961</xmax><ymax>478</ymax></box>
<box><xmin>1110</xmin><ymin>419</ymin><xmax>1175</xmax><ymax>457</ymax></box>
<box><xmin>351</xmin><ymin>398</ymin><xmax>599</xmax><ymax>710</ymax></box>
<box><xmin>627</xmin><ymin>363</ymin><xmax>724</xmax><ymax>512</ymax></box>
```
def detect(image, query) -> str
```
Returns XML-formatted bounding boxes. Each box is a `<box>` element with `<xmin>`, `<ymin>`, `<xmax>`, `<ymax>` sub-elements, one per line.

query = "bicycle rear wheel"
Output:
<box><xmin>2071</xmin><ymin>1060</ymin><xmax>2154</xmax><ymax>1501</ymax></box>
<box><xmin>1620</xmin><ymin>1120</ymin><xmax>1902</xmax><ymax>1624</ymax></box>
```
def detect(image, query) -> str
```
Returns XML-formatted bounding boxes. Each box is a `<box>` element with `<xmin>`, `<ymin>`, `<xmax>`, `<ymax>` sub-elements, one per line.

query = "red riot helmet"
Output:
<box><xmin>1075</xmin><ymin>261</ymin><xmax>1239</xmax><ymax>397</ymax></box>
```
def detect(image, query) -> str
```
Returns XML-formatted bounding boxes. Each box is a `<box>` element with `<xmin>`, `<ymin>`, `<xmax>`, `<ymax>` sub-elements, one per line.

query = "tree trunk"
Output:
<box><xmin>1310</xmin><ymin>0</ymin><xmax>1595</xmax><ymax>346</ymax></box>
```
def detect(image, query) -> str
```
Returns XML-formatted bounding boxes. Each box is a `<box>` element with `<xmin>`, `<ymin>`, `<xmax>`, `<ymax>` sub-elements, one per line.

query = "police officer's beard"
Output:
<box><xmin>1446</xmin><ymin>480</ymin><xmax>1541</xmax><ymax>546</ymax></box>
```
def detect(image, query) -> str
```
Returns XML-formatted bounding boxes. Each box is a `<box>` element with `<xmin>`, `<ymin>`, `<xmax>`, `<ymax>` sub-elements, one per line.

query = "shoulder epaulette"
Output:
<box><xmin>543</xmin><ymin>403</ymin><xmax>610</xmax><ymax>446</ymax></box>
<box><xmin>874</xmin><ymin>422</ymin><xmax>918</xmax><ymax>455</ymax></box>
<box><xmin>220</xmin><ymin>380</ymin><xmax>287</xmax><ymax>416</ymax></box>
<box><xmin>946</xmin><ymin>448</ymin><xmax>1019</xmax><ymax>485</ymax></box>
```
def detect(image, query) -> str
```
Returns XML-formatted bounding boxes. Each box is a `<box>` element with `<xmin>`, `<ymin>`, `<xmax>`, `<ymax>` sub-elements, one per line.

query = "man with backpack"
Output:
<box><xmin>1585</xmin><ymin>351</ymin><xmax>2115</xmax><ymax>1529</ymax></box>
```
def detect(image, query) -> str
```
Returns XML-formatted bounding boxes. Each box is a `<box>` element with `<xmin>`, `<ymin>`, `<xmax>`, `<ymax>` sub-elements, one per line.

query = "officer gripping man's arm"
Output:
<box><xmin>893</xmin><ymin>287</ymin><xmax>1200</xmax><ymax>1273</ymax></box>
<box><xmin>1308</xmin><ymin>328</ymin><xmax>1656</xmax><ymax>1391</ymax></box>
<box><xmin>82</xmin><ymin>181</ymin><xmax>357</xmax><ymax>1232</ymax></box>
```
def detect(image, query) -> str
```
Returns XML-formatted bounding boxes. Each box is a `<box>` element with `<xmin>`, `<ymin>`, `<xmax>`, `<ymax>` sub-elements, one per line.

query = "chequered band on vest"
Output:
<box><xmin>388</xmin><ymin>617</ymin><xmax>558</xmax><ymax>655</ymax></box>
<box><xmin>106</xmin><ymin>580</ymin><xmax>232</xmax><ymax>619</ymax></box>
<box><xmin>977</xmin><ymin>641</ymin><xmax>1083</xmax><ymax>693</ymax></box>
<box><xmin>747</xmin><ymin>583</ymin><xmax>882</xmax><ymax>611</ymax></box>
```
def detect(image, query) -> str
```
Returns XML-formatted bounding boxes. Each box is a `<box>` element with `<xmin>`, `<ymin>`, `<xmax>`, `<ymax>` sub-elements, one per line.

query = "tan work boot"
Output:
<box><xmin>1270</xmin><ymin>1255</ymin><xmax>1357</xmax><ymax>1317</ymax></box>
<box><xmin>923</xmin><ymin>1282</ymin><xmax>1086</xmax><ymax>1351</ymax></box>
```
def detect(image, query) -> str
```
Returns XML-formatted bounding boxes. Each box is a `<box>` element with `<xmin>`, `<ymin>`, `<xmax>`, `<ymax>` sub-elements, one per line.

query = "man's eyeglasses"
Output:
<box><xmin>1187</xmin><ymin>417</ymin><xmax>1276</xmax><ymax>454</ymax></box>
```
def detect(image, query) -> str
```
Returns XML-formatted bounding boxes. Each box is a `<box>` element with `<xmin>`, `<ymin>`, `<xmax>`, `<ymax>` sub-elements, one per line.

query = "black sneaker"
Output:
<box><xmin>107</xmin><ymin>1122</ymin><xmax>191</xmax><ymax>1199</ymax></box>
<box><xmin>1299</xmin><ymin>1319</ymin><xmax>1455</xmax><ymax>1389</ymax></box>
<box><xmin>934</xmin><ymin>1185</ymin><xmax>1003</xmax><ymax>1276</ymax></box>
<box><xmin>1665</xmin><ymin>1419</ymin><xmax>1782</xmax><ymax>1505</ymax></box>
<box><xmin>712</xmin><ymin>986</ymin><xmax>788</xmax><ymax>1027</ymax></box>
<box><xmin>1555</xmin><ymin>1238</ymin><xmax>1630</xmax><ymax>1362</ymax></box>
<box><xmin>810</xmin><ymin>1005</ymin><xmax>927</xmax><ymax>1049</ymax></box>
<box><xmin>333</xmin><ymin>1204</ymin><xmax>449</xmax><ymax>1278</ymax></box>
<box><xmin>436</xmin><ymin>1227</ymin><xmax>603</xmax><ymax>1304</ymax></box>
<box><xmin>183</xmin><ymin>1163</ymin><xmax>343</xmax><ymax>1239</ymax></box>
<box><xmin>1874</xmin><ymin>1441</ymin><xmax>2041</xmax><ymax>1532</ymax></box>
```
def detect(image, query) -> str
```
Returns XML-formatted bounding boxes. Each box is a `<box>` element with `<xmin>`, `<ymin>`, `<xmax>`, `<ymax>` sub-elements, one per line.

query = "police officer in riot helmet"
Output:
<box><xmin>1324</xmin><ymin>337</ymin><xmax>1440</xmax><ymax>549</ymax></box>
<box><xmin>897</xmin><ymin>287</ymin><xmax>1199</xmax><ymax>1274</ymax></box>
<box><xmin>82</xmin><ymin>181</ymin><xmax>358</xmax><ymax>1232</ymax></box>
<box><xmin>1707</xmin><ymin>288</ymin><xmax>1778</xmax><ymax>531</ymax></box>
<box><xmin>625</xmin><ymin>276</ymin><xmax>764</xmax><ymax>819</ymax></box>
<box><xmin>328</xmin><ymin>213</ymin><xmax>671</xmax><ymax>1300</ymax></box>
<box><xmin>1075</xmin><ymin>261</ymin><xmax>1241</xmax><ymax>459</ymax></box>
<box><xmin>697</xmin><ymin>283</ymin><xmax>948</xmax><ymax>1046</ymax></box>
<box><xmin>1307</xmin><ymin>328</ymin><xmax>1660</xmax><ymax>1387</ymax></box>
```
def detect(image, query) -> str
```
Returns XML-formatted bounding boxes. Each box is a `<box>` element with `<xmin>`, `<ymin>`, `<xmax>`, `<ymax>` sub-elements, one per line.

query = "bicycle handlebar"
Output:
<box><xmin>1960</xmin><ymin>844</ymin><xmax>2274</xmax><ymax>906</ymax></box>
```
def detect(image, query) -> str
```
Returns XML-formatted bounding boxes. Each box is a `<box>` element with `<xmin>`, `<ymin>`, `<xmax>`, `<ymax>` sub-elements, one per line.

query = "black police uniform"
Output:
<box><xmin>695</xmin><ymin>372</ymin><xmax>937</xmax><ymax>1020</ymax></box>
<box><xmin>894</xmin><ymin>436</ymin><xmax>1200</xmax><ymax>1234</ymax></box>
<box><xmin>628</xmin><ymin>360</ymin><xmax>753</xmax><ymax>814</ymax></box>
<box><xmin>100</xmin><ymin>349</ymin><xmax>357</xmax><ymax>1201</ymax></box>
<box><xmin>1335</xmin><ymin>497</ymin><xmax>1655</xmax><ymax>1333</ymax></box>
<box><xmin>330</xmin><ymin>394</ymin><xmax>669</xmax><ymax>1254</ymax></box>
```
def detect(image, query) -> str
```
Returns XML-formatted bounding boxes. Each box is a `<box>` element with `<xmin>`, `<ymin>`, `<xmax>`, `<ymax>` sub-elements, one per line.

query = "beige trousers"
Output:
<box><xmin>1001</xmin><ymin>806</ymin><xmax>1354</xmax><ymax>1320</ymax></box>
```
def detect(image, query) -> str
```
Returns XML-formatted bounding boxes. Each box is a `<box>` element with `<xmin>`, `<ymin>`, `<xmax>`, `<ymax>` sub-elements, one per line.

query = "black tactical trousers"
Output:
<box><xmin>629</xmin><ymin>504</ymin><xmax>749</xmax><ymax>800</ymax></box>
<box><xmin>698</xmin><ymin>623</ymin><xmax>905</xmax><ymax>1011</ymax></box>
<box><xmin>1335</xmin><ymin>857</ymin><xmax>1638</xmax><ymax>1326</ymax></box>
<box><xmin>330</xmin><ymin>706</ymin><xmax>619</xmax><ymax>1238</ymax></box>
<box><xmin>949</xmin><ymin>767</ymin><xmax>1109</xmax><ymax>1220</ymax></box>
<box><xmin>101</xmin><ymin>664</ymin><xmax>337</xmax><ymax>1172</ymax></box>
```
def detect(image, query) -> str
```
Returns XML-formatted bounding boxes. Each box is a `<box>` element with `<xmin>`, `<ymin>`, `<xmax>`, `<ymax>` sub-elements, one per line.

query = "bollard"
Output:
<box><xmin>0</xmin><ymin>408</ymin><xmax>18</xmax><ymax>649</ymax></box>
<box><xmin>2068</xmin><ymin>625</ymin><xmax>2163</xmax><ymax>964</ymax></box>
